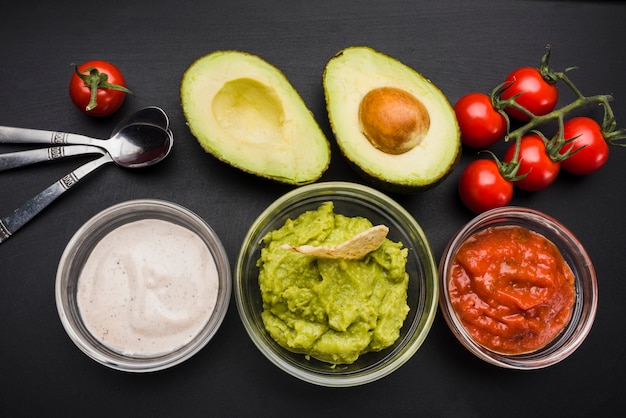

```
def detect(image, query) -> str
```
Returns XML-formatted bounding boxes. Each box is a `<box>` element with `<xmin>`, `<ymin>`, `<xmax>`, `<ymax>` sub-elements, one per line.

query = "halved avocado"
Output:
<box><xmin>181</xmin><ymin>51</ymin><xmax>330</xmax><ymax>185</ymax></box>
<box><xmin>323</xmin><ymin>46</ymin><xmax>460</xmax><ymax>193</ymax></box>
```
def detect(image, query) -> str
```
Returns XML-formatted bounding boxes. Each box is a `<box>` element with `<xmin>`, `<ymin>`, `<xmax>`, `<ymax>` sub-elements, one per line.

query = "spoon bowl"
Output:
<box><xmin>113</xmin><ymin>106</ymin><xmax>170</xmax><ymax>134</ymax></box>
<box><xmin>107</xmin><ymin>123</ymin><xmax>173</xmax><ymax>168</ymax></box>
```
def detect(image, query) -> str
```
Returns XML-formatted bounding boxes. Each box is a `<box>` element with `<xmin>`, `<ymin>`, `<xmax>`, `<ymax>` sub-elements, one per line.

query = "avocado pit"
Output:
<box><xmin>358</xmin><ymin>87</ymin><xmax>430</xmax><ymax>155</ymax></box>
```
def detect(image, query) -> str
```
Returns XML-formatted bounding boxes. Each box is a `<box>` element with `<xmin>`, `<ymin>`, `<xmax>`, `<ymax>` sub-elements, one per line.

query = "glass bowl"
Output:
<box><xmin>438</xmin><ymin>206</ymin><xmax>598</xmax><ymax>369</ymax></box>
<box><xmin>55</xmin><ymin>199</ymin><xmax>231</xmax><ymax>372</ymax></box>
<box><xmin>235</xmin><ymin>181</ymin><xmax>438</xmax><ymax>387</ymax></box>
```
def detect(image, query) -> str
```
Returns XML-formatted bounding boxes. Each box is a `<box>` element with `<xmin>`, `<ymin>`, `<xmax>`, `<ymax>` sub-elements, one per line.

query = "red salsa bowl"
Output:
<box><xmin>438</xmin><ymin>207</ymin><xmax>598</xmax><ymax>369</ymax></box>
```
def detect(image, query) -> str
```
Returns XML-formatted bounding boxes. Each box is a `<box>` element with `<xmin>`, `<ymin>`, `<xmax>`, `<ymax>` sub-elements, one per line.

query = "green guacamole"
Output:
<box><xmin>257</xmin><ymin>201</ymin><xmax>410</xmax><ymax>365</ymax></box>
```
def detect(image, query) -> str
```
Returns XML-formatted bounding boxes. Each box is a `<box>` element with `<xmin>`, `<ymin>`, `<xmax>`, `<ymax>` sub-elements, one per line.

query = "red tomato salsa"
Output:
<box><xmin>449</xmin><ymin>225</ymin><xmax>576</xmax><ymax>354</ymax></box>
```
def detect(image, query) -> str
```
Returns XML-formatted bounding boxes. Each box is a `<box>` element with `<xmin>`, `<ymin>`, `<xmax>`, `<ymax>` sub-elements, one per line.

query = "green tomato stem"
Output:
<box><xmin>86</xmin><ymin>70</ymin><xmax>102</xmax><ymax>111</ymax></box>
<box><xmin>505</xmin><ymin>93</ymin><xmax>614</xmax><ymax>144</ymax></box>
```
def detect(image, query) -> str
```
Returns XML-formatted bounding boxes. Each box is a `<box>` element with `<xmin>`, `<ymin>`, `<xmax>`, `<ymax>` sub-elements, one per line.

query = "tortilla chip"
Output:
<box><xmin>281</xmin><ymin>224</ymin><xmax>389</xmax><ymax>260</ymax></box>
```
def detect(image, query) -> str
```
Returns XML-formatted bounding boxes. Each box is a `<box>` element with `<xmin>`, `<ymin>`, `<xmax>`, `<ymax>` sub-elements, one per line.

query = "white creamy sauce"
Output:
<box><xmin>77</xmin><ymin>219</ymin><xmax>219</xmax><ymax>357</ymax></box>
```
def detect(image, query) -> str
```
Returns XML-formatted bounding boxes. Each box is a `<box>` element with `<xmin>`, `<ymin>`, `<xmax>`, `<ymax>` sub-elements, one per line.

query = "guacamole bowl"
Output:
<box><xmin>235</xmin><ymin>182</ymin><xmax>438</xmax><ymax>387</ymax></box>
<box><xmin>438</xmin><ymin>207</ymin><xmax>598</xmax><ymax>369</ymax></box>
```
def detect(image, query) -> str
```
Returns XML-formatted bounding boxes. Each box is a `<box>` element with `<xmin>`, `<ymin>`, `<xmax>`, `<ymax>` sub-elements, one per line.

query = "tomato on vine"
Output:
<box><xmin>458</xmin><ymin>158</ymin><xmax>515</xmax><ymax>213</ymax></box>
<box><xmin>500</xmin><ymin>66</ymin><xmax>558</xmax><ymax>122</ymax></box>
<box><xmin>454</xmin><ymin>92</ymin><xmax>507</xmax><ymax>148</ymax></box>
<box><xmin>69</xmin><ymin>60</ymin><xmax>133</xmax><ymax>117</ymax></box>
<box><xmin>558</xmin><ymin>117</ymin><xmax>610</xmax><ymax>175</ymax></box>
<box><xmin>504</xmin><ymin>133</ymin><xmax>561</xmax><ymax>191</ymax></box>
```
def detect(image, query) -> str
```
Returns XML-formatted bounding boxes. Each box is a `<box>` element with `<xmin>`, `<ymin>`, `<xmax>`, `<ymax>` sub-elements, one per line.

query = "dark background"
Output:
<box><xmin>1</xmin><ymin>1</ymin><xmax>624</xmax><ymax>416</ymax></box>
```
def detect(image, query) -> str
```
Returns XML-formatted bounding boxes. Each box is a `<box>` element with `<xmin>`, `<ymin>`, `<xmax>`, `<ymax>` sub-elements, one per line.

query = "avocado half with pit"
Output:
<box><xmin>323</xmin><ymin>46</ymin><xmax>461</xmax><ymax>193</ymax></box>
<box><xmin>181</xmin><ymin>51</ymin><xmax>330</xmax><ymax>185</ymax></box>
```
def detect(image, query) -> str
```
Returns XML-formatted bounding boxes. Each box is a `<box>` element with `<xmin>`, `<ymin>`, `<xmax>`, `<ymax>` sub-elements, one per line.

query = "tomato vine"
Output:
<box><xmin>456</xmin><ymin>45</ymin><xmax>626</xmax><ymax>213</ymax></box>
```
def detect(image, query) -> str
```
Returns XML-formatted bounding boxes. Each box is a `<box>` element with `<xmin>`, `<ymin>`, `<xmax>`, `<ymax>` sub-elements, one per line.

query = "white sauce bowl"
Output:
<box><xmin>56</xmin><ymin>199</ymin><xmax>231</xmax><ymax>372</ymax></box>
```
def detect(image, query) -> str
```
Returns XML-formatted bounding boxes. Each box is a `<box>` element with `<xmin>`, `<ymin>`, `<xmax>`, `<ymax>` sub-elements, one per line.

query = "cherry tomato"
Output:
<box><xmin>560</xmin><ymin>117</ymin><xmax>609</xmax><ymax>175</ymax></box>
<box><xmin>69</xmin><ymin>60</ymin><xmax>132</xmax><ymax>117</ymax></box>
<box><xmin>503</xmin><ymin>134</ymin><xmax>560</xmax><ymax>191</ymax></box>
<box><xmin>500</xmin><ymin>67</ymin><xmax>558</xmax><ymax>121</ymax></box>
<box><xmin>454</xmin><ymin>92</ymin><xmax>507</xmax><ymax>148</ymax></box>
<box><xmin>458</xmin><ymin>159</ymin><xmax>513</xmax><ymax>213</ymax></box>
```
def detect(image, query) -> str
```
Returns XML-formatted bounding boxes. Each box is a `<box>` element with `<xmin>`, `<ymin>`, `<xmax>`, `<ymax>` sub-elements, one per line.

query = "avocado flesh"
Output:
<box><xmin>181</xmin><ymin>51</ymin><xmax>330</xmax><ymax>185</ymax></box>
<box><xmin>323</xmin><ymin>46</ymin><xmax>460</xmax><ymax>192</ymax></box>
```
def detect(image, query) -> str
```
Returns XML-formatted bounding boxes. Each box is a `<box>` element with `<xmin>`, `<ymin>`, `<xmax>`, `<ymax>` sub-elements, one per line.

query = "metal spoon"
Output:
<box><xmin>0</xmin><ymin>106</ymin><xmax>169</xmax><ymax>171</ymax></box>
<box><xmin>0</xmin><ymin>124</ymin><xmax>173</xmax><ymax>243</ymax></box>
<box><xmin>112</xmin><ymin>106</ymin><xmax>169</xmax><ymax>134</ymax></box>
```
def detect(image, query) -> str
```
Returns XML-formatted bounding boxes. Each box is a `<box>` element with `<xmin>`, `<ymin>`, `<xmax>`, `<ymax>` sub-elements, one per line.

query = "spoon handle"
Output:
<box><xmin>0</xmin><ymin>126</ymin><xmax>95</xmax><ymax>145</ymax></box>
<box><xmin>0</xmin><ymin>154</ymin><xmax>113</xmax><ymax>244</ymax></box>
<box><xmin>0</xmin><ymin>145</ymin><xmax>105</xmax><ymax>171</ymax></box>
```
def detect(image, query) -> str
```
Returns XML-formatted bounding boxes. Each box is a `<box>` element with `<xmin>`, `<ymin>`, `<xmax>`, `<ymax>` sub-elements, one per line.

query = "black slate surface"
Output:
<box><xmin>1</xmin><ymin>0</ymin><xmax>624</xmax><ymax>416</ymax></box>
